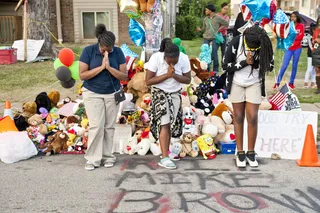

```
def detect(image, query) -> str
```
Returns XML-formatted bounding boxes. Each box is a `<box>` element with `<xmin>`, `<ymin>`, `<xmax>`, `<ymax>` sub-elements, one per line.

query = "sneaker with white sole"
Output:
<box><xmin>246</xmin><ymin>151</ymin><xmax>258</xmax><ymax>167</ymax></box>
<box><xmin>236</xmin><ymin>151</ymin><xmax>246</xmax><ymax>168</ymax></box>
<box><xmin>104</xmin><ymin>162</ymin><xmax>114</xmax><ymax>168</ymax></box>
<box><xmin>85</xmin><ymin>161</ymin><xmax>96</xmax><ymax>171</ymax></box>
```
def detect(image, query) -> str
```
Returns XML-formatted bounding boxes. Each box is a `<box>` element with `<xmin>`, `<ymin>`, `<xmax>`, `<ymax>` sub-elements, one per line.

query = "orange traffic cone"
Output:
<box><xmin>3</xmin><ymin>100</ymin><xmax>13</xmax><ymax>120</ymax></box>
<box><xmin>296</xmin><ymin>124</ymin><xmax>320</xmax><ymax>167</ymax></box>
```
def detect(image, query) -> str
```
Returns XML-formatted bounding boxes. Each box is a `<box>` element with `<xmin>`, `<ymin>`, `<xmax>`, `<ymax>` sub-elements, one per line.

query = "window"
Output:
<box><xmin>82</xmin><ymin>11</ymin><xmax>111</xmax><ymax>39</ymax></box>
<box><xmin>284</xmin><ymin>1</ymin><xmax>288</xmax><ymax>7</ymax></box>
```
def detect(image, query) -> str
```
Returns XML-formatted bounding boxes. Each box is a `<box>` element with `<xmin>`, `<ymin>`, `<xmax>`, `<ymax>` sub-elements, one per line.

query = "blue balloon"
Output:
<box><xmin>120</xmin><ymin>43</ymin><xmax>139</xmax><ymax>58</ymax></box>
<box><xmin>128</xmin><ymin>18</ymin><xmax>145</xmax><ymax>46</ymax></box>
<box><xmin>276</xmin><ymin>21</ymin><xmax>297</xmax><ymax>50</ymax></box>
<box><xmin>283</xmin><ymin>21</ymin><xmax>298</xmax><ymax>50</ymax></box>
<box><xmin>273</xmin><ymin>9</ymin><xmax>289</xmax><ymax>24</ymax></box>
<box><xmin>243</xmin><ymin>0</ymin><xmax>272</xmax><ymax>22</ymax></box>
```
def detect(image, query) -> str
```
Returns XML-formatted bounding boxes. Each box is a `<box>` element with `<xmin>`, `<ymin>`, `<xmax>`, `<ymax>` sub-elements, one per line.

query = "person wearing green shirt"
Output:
<box><xmin>173</xmin><ymin>37</ymin><xmax>186</xmax><ymax>54</ymax></box>
<box><xmin>197</xmin><ymin>4</ymin><xmax>229</xmax><ymax>73</ymax></box>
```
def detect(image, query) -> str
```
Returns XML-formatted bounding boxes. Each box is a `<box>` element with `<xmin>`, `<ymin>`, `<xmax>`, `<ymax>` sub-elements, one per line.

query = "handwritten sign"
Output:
<box><xmin>112</xmin><ymin>124</ymin><xmax>132</xmax><ymax>154</ymax></box>
<box><xmin>243</xmin><ymin>110</ymin><xmax>318</xmax><ymax>160</ymax></box>
<box><xmin>12</xmin><ymin>39</ymin><xmax>44</xmax><ymax>62</ymax></box>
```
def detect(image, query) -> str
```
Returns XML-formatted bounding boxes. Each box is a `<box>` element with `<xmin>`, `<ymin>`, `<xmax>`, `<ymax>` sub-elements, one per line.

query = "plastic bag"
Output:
<box><xmin>0</xmin><ymin>131</ymin><xmax>38</xmax><ymax>163</ymax></box>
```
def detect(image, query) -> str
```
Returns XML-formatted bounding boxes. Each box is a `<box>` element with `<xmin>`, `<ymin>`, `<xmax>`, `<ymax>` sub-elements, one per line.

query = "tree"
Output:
<box><xmin>178</xmin><ymin>0</ymin><xmax>230</xmax><ymax>17</ymax></box>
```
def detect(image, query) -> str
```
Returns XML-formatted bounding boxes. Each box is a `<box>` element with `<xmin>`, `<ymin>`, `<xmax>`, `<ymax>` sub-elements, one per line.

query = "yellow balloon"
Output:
<box><xmin>117</xmin><ymin>0</ymin><xmax>138</xmax><ymax>16</ymax></box>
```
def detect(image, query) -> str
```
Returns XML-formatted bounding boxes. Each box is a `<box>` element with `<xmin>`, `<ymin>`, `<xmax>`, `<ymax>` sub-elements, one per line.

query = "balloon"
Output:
<box><xmin>283</xmin><ymin>21</ymin><xmax>297</xmax><ymax>50</ymax></box>
<box><xmin>58</xmin><ymin>48</ymin><xmax>75</xmax><ymax>67</ymax></box>
<box><xmin>53</xmin><ymin>58</ymin><xmax>64</xmax><ymax>70</ymax></box>
<box><xmin>56</xmin><ymin>66</ymin><xmax>72</xmax><ymax>82</ymax></box>
<box><xmin>128</xmin><ymin>18</ymin><xmax>145</xmax><ymax>46</ymax></box>
<box><xmin>118</xmin><ymin>0</ymin><xmax>139</xmax><ymax>17</ymax></box>
<box><xmin>69</xmin><ymin>61</ymin><xmax>80</xmax><ymax>80</ymax></box>
<box><xmin>60</xmin><ymin>78</ymin><xmax>75</xmax><ymax>89</ymax></box>
<box><xmin>243</xmin><ymin>0</ymin><xmax>272</xmax><ymax>22</ymax></box>
<box><xmin>240</xmin><ymin>3</ymin><xmax>252</xmax><ymax>21</ymax></box>
<box><xmin>120</xmin><ymin>43</ymin><xmax>139</xmax><ymax>58</ymax></box>
<box><xmin>273</xmin><ymin>9</ymin><xmax>290</xmax><ymax>39</ymax></box>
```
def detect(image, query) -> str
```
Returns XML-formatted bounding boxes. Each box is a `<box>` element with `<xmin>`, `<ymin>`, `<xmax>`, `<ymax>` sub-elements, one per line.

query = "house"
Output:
<box><xmin>0</xmin><ymin>0</ymin><xmax>178</xmax><ymax>48</ymax></box>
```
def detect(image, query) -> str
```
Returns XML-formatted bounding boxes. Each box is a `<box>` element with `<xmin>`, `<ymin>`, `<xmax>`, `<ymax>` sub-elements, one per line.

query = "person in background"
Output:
<box><xmin>173</xmin><ymin>37</ymin><xmax>187</xmax><ymax>54</ymax></box>
<box><xmin>317</xmin><ymin>5</ymin><xmax>320</xmax><ymax>19</ymax></box>
<box><xmin>274</xmin><ymin>11</ymin><xmax>304</xmax><ymax>90</ymax></box>
<box><xmin>145</xmin><ymin>38</ymin><xmax>191</xmax><ymax>169</ymax></box>
<box><xmin>222</xmin><ymin>25</ymin><xmax>274</xmax><ymax>168</ymax></box>
<box><xmin>304</xmin><ymin>23</ymin><xmax>317</xmax><ymax>89</ymax></box>
<box><xmin>79</xmin><ymin>24</ymin><xmax>127</xmax><ymax>171</ymax></box>
<box><xmin>196</xmin><ymin>4</ymin><xmax>229</xmax><ymax>73</ymax></box>
<box><xmin>312</xmin><ymin>17</ymin><xmax>320</xmax><ymax>94</ymax></box>
<box><xmin>217</xmin><ymin>2</ymin><xmax>230</xmax><ymax>58</ymax></box>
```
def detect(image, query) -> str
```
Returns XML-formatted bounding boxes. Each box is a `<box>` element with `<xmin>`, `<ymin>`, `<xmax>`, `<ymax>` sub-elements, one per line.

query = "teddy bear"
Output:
<box><xmin>211</xmin><ymin>102</ymin><xmax>233</xmax><ymax>125</ymax></box>
<box><xmin>139</xmin><ymin>0</ymin><xmax>147</xmax><ymax>12</ymax></box>
<box><xmin>139</xmin><ymin>93</ymin><xmax>152</xmax><ymax>111</ymax></box>
<box><xmin>147</xmin><ymin>0</ymin><xmax>155</xmax><ymax>12</ymax></box>
<box><xmin>214</xmin><ymin>124</ymin><xmax>235</xmax><ymax>143</ymax></box>
<box><xmin>48</xmin><ymin>90</ymin><xmax>60</xmax><ymax>108</ymax></box>
<box><xmin>127</xmin><ymin>72</ymin><xmax>149</xmax><ymax>108</ymax></box>
<box><xmin>44</xmin><ymin>130</ymin><xmax>69</xmax><ymax>155</ymax></box>
<box><xmin>14</xmin><ymin>101</ymin><xmax>37</xmax><ymax>131</ymax></box>
<box><xmin>190</xmin><ymin>58</ymin><xmax>211</xmax><ymax>82</ymax></box>
<box><xmin>27</xmin><ymin>114</ymin><xmax>48</xmax><ymax>147</ymax></box>
<box><xmin>179</xmin><ymin>133</ymin><xmax>198</xmax><ymax>158</ymax></box>
<box><xmin>124</xmin><ymin>134</ymin><xmax>138</xmax><ymax>155</ymax></box>
<box><xmin>201</xmin><ymin>116</ymin><xmax>218</xmax><ymax>139</ymax></box>
<box><xmin>35</xmin><ymin>92</ymin><xmax>51</xmax><ymax>114</ymax></box>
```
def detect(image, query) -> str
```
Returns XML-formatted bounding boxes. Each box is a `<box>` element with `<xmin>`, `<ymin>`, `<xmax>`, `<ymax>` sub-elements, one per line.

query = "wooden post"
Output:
<box><xmin>23</xmin><ymin>0</ymin><xmax>28</xmax><ymax>61</ymax></box>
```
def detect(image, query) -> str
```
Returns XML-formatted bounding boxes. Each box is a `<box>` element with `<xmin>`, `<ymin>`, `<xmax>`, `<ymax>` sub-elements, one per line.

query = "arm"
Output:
<box><xmin>173</xmin><ymin>71</ymin><xmax>191</xmax><ymax>84</ymax></box>
<box><xmin>145</xmin><ymin>69</ymin><xmax>169</xmax><ymax>86</ymax></box>
<box><xmin>222</xmin><ymin>36</ymin><xmax>249</xmax><ymax>74</ymax></box>
<box><xmin>217</xmin><ymin>15</ymin><xmax>229</xmax><ymax>27</ymax></box>
<box><xmin>108</xmin><ymin>64</ymin><xmax>128</xmax><ymax>81</ymax></box>
<box><xmin>79</xmin><ymin>62</ymin><xmax>104</xmax><ymax>80</ymax></box>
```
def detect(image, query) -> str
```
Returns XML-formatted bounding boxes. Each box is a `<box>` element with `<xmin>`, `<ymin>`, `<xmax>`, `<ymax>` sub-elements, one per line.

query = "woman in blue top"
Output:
<box><xmin>79</xmin><ymin>24</ymin><xmax>127</xmax><ymax>171</ymax></box>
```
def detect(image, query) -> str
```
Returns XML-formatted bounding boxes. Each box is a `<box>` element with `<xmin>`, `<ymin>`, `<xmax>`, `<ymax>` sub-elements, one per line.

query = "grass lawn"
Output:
<box><xmin>0</xmin><ymin>39</ymin><xmax>319</xmax><ymax>104</ymax></box>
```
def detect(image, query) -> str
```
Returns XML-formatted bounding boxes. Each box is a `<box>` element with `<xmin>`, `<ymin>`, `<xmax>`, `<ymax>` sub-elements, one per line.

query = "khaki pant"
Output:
<box><xmin>82</xmin><ymin>87</ymin><xmax>119</xmax><ymax>166</ymax></box>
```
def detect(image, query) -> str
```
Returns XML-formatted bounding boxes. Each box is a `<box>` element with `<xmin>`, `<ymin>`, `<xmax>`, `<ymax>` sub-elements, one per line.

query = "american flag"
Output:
<box><xmin>240</xmin><ymin>4</ymin><xmax>252</xmax><ymax>21</ymax></box>
<box><xmin>269</xmin><ymin>84</ymin><xmax>290</xmax><ymax>110</ymax></box>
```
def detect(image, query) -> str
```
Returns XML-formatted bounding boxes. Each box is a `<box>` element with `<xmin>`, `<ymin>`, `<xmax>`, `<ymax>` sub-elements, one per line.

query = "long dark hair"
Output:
<box><xmin>291</xmin><ymin>11</ymin><xmax>301</xmax><ymax>23</ymax></box>
<box><xmin>243</xmin><ymin>25</ymin><xmax>273</xmax><ymax>78</ymax></box>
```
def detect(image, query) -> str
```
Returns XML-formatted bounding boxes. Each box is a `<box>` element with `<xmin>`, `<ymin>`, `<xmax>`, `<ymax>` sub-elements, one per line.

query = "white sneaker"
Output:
<box><xmin>104</xmin><ymin>162</ymin><xmax>114</xmax><ymax>168</ymax></box>
<box><xmin>236</xmin><ymin>152</ymin><xmax>246</xmax><ymax>168</ymax></box>
<box><xmin>246</xmin><ymin>151</ymin><xmax>258</xmax><ymax>167</ymax></box>
<box><xmin>85</xmin><ymin>161</ymin><xmax>95</xmax><ymax>171</ymax></box>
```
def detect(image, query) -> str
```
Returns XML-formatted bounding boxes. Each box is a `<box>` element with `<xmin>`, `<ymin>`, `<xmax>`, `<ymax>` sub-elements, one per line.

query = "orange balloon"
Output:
<box><xmin>58</xmin><ymin>48</ymin><xmax>75</xmax><ymax>67</ymax></box>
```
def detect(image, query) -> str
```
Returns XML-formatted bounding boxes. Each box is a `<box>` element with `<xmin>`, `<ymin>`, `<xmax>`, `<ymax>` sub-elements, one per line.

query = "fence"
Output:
<box><xmin>0</xmin><ymin>16</ymin><xmax>22</xmax><ymax>44</ymax></box>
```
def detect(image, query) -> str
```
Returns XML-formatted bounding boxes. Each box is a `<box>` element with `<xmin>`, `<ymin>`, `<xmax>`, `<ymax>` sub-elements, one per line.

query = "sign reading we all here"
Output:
<box><xmin>243</xmin><ymin>110</ymin><xmax>318</xmax><ymax>160</ymax></box>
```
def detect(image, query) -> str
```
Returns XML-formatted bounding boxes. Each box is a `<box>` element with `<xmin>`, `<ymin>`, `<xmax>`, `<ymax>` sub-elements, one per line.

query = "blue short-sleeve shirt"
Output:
<box><xmin>80</xmin><ymin>43</ymin><xmax>126</xmax><ymax>94</ymax></box>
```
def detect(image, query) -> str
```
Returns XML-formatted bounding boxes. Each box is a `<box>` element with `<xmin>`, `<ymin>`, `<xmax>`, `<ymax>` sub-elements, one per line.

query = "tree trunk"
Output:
<box><xmin>27</xmin><ymin>0</ymin><xmax>53</xmax><ymax>56</ymax></box>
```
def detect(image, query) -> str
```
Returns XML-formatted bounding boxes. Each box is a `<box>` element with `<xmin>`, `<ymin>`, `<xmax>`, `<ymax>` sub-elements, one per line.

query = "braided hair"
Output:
<box><xmin>95</xmin><ymin>24</ymin><xmax>115</xmax><ymax>47</ymax></box>
<box><xmin>243</xmin><ymin>25</ymin><xmax>273</xmax><ymax>78</ymax></box>
<box><xmin>159</xmin><ymin>38</ymin><xmax>180</xmax><ymax>58</ymax></box>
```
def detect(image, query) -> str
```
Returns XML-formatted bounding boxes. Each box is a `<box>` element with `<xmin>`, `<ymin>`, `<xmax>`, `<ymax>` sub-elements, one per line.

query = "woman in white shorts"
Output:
<box><xmin>145</xmin><ymin>38</ymin><xmax>191</xmax><ymax>169</ymax></box>
<box><xmin>222</xmin><ymin>25</ymin><xmax>274</xmax><ymax>168</ymax></box>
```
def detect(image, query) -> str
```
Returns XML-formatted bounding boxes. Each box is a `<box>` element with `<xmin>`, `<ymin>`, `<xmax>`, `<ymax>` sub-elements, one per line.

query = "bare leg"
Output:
<box><xmin>159</xmin><ymin>124</ymin><xmax>170</xmax><ymax>158</ymax></box>
<box><xmin>232</xmin><ymin>102</ymin><xmax>246</xmax><ymax>151</ymax></box>
<box><xmin>245</xmin><ymin>103</ymin><xmax>260</xmax><ymax>151</ymax></box>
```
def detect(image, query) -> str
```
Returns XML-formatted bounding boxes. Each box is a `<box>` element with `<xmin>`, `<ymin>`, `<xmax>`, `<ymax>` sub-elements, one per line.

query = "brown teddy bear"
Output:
<box><xmin>48</xmin><ymin>90</ymin><xmax>60</xmax><ymax>108</ymax></box>
<box><xmin>180</xmin><ymin>133</ymin><xmax>198</xmax><ymax>158</ymax></box>
<box><xmin>27</xmin><ymin>114</ymin><xmax>48</xmax><ymax>136</ymax></box>
<box><xmin>127</xmin><ymin>72</ymin><xmax>150</xmax><ymax>107</ymax></box>
<box><xmin>45</xmin><ymin>130</ymin><xmax>69</xmax><ymax>155</ymax></box>
<box><xmin>190</xmin><ymin>58</ymin><xmax>210</xmax><ymax>82</ymax></box>
<box><xmin>211</xmin><ymin>102</ymin><xmax>233</xmax><ymax>125</ymax></box>
<box><xmin>14</xmin><ymin>101</ymin><xmax>38</xmax><ymax>131</ymax></box>
<box><xmin>139</xmin><ymin>0</ymin><xmax>147</xmax><ymax>12</ymax></box>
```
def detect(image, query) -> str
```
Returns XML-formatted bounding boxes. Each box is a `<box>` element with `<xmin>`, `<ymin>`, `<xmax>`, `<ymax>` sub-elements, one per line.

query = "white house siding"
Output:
<box><xmin>73</xmin><ymin>0</ymin><xmax>119</xmax><ymax>43</ymax></box>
